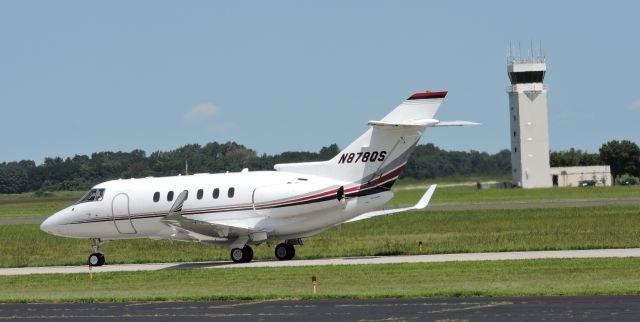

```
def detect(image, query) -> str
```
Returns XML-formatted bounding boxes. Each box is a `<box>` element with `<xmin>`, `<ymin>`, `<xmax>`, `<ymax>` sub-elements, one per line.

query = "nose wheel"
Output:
<box><xmin>88</xmin><ymin>252</ymin><xmax>105</xmax><ymax>266</ymax></box>
<box><xmin>88</xmin><ymin>238</ymin><xmax>105</xmax><ymax>266</ymax></box>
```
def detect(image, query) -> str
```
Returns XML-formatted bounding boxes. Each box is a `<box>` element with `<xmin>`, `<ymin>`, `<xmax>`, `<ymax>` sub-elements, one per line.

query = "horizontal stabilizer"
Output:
<box><xmin>367</xmin><ymin>118</ymin><xmax>439</xmax><ymax>128</ymax></box>
<box><xmin>434</xmin><ymin>121</ymin><xmax>481</xmax><ymax>127</ymax></box>
<box><xmin>367</xmin><ymin>119</ymin><xmax>480</xmax><ymax>128</ymax></box>
<box><xmin>344</xmin><ymin>184</ymin><xmax>437</xmax><ymax>223</ymax></box>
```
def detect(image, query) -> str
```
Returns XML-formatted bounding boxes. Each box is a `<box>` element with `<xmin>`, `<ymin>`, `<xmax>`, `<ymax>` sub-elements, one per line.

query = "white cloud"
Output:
<box><xmin>185</xmin><ymin>103</ymin><xmax>219</xmax><ymax>121</ymax></box>
<box><xmin>631</xmin><ymin>100</ymin><xmax>640</xmax><ymax>111</ymax></box>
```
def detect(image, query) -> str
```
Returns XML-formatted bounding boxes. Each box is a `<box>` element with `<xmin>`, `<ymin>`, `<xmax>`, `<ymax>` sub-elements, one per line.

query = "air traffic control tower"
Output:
<box><xmin>507</xmin><ymin>53</ymin><xmax>552</xmax><ymax>188</ymax></box>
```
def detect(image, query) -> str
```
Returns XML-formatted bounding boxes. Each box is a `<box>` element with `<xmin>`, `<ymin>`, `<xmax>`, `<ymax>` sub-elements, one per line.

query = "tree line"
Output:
<box><xmin>0</xmin><ymin>141</ymin><xmax>513</xmax><ymax>193</ymax></box>
<box><xmin>0</xmin><ymin>139</ymin><xmax>637</xmax><ymax>193</ymax></box>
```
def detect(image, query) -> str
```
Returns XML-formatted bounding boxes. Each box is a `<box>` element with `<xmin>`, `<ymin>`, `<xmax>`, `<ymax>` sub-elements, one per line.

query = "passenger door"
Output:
<box><xmin>112</xmin><ymin>193</ymin><xmax>137</xmax><ymax>234</ymax></box>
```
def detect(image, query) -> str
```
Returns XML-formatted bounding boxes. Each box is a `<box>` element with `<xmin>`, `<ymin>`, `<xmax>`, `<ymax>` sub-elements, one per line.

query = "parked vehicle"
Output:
<box><xmin>621</xmin><ymin>178</ymin><xmax>638</xmax><ymax>186</ymax></box>
<box><xmin>579</xmin><ymin>180</ymin><xmax>597</xmax><ymax>187</ymax></box>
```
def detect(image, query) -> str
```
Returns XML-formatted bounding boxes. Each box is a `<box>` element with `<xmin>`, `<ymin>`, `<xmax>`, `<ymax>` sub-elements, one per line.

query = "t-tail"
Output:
<box><xmin>275</xmin><ymin>90</ymin><xmax>477</xmax><ymax>187</ymax></box>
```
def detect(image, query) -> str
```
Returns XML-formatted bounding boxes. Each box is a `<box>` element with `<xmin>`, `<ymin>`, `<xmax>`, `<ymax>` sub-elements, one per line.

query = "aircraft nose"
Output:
<box><xmin>40</xmin><ymin>211</ymin><xmax>67</xmax><ymax>236</ymax></box>
<box><xmin>40</xmin><ymin>216</ymin><xmax>54</xmax><ymax>234</ymax></box>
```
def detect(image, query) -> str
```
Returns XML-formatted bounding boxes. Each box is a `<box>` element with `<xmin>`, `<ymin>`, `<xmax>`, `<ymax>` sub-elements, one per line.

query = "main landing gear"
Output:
<box><xmin>229</xmin><ymin>240</ymin><xmax>300</xmax><ymax>263</ymax></box>
<box><xmin>275</xmin><ymin>243</ymin><xmax>296</xmax><ymax>260</ymax></box>
<box><xmin>230</xmin><ymin>245</ymin><xmax>254</xmax><ymax>263</ymax></box>
<box><xmin>88</xmin><ymin>238</ymin><xmax>105</xmax><ymax>266</ymax></box>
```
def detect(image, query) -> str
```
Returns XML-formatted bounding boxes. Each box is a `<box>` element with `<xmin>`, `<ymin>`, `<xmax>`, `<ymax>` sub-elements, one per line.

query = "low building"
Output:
<box><xmin>549</xmin><ymin>165</ymin><xmax>612</xmax><ymax>187</ymax></box>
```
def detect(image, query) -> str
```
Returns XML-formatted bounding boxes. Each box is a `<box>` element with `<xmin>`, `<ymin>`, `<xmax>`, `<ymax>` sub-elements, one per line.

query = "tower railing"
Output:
<box><xmin>506</xmin><ymin>84</ymin><xmax>548</xmax><ymax>92</ymax></box>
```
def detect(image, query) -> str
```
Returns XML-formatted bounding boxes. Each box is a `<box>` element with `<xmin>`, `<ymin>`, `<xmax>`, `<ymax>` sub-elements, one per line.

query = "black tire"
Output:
<box><xmin>97</xmin><ymin>253</ymin><xmax>106</xmax><ymax>266</ymax></box>
<box><xmin>241</xmin><ymin>245</ymin><xmax>254</xmax><ymax>263</ymax></box>
<box><xmin>88</xmin><ymin>253</ymin><xmax>104</xmax><ymax>267</ymax></box>
<box><xmin>285</xmin><ymin>243</ymin><xmax>296</xmax><ymax>260</ymax></box>
<box><xmin>275</xmin><ymin>243</ymin><xmax>295</xmax><ymax>261</ymax></box>
<box><xmin>230</xmin><ymin>248</ymin><xmax>244</xmax><ymax>263</ymax></box>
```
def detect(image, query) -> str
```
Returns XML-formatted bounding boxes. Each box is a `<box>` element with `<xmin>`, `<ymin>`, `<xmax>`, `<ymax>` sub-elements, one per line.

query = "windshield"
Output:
<box><xmin>77</xmin><ymin>188</ymin><xmax>105</xmax><ymax>203</ymax></box>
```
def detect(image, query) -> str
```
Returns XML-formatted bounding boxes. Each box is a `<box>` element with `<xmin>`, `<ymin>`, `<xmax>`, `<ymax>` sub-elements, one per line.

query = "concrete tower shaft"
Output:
<box><xmin>507</xmin><ymin>56</ymin><xmax>552</xmax><ymax>188</ymax></box>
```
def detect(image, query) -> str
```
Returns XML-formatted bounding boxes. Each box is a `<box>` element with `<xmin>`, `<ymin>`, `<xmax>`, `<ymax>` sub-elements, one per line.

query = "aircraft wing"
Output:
<box><xmin>344</xmin><ymin>185</ymin><xmax>437</xmax><ymax>223</ymax></box>
<box><xmin>161</xmin><ymin>190</ymin><xmax>263</xmax><ymax>243</ymax></box>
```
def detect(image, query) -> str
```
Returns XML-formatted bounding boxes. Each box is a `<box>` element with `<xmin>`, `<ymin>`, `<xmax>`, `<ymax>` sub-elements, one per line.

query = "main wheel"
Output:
<box><xmin>230</xmin><ymin>246</ymin><xmax>254</xmax><ymax>263</ymax></box>
<box><xmin>230</xmin><ymin>248</ymin><xmax>245</xmax><ymax>263</ymax></box>
<box><xmin>275</xmin><ymin>243</ymin><xmax>295</xmax><ymax>260</ymax></box>
<box><xmin>242</xmin><ymin>245</ymin><xmax>254</xmax><ymax>262</ymax></box>
<box><xmin>88</xmin><ymin>253</ymin><xmax>105</xmax><ymax>266</ymax></box>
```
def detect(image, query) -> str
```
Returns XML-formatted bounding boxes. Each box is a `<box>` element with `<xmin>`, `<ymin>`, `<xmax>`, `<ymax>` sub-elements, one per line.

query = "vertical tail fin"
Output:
<box><xmin>274</xmin><ymin>90</ymin><xmax>448</xmax><ymax>186</ymax></box>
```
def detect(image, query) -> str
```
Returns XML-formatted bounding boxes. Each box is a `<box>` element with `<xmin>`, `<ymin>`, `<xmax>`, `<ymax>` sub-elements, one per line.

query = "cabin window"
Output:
<box><xmin>167</xmin><ymin>191</ymin><xmax>174</xmax><ymax>202</ymax></box>
<box><xmin>153</xmin><ymin>192</ymin><xmax>160</xmax><ymax>202</ymax></box>
<box><xmin>212</xmin><ymin>188</ymin><xmax>219</xmax><ymax>199</ymax></box>
<box><xmin>77</xmin><ymin>188</ymin><xmax>105</xmax><ymax>204</ymax></box>
<box><xmin>197</xmin><ymin>189</ymin><xmax>203</xmax><ymax>200</ymax></box>
<box><xmin>228</xmin><ymin>187</ymin><xmax>235</xmax><ymax>198</ymax></box>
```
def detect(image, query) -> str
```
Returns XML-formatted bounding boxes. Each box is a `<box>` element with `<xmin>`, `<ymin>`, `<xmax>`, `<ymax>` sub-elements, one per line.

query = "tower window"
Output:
<box><xmin>514</xmin><ymin>131</ymin><xmax>517</xmax><ymax>137</ymax></box>
<box><xmin>514</xmin><ymin>147</ymin><xmax>518</xmax><ymax>152</ymax></box>
<box><xmin>508</xmin><ymin>71</ymin><xmax>545</xmax><ymax>84</ymax></box>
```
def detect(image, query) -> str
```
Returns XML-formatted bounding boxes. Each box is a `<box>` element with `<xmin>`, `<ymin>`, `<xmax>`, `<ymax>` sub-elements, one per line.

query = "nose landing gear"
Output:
<box><xmin>88</xmin><ymin>238</ymin><xmax>105</xmax><ymax>266</ymax></box>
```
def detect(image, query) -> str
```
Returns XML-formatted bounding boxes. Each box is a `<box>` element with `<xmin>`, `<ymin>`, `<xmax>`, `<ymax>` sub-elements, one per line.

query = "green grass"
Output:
<box><xmin>390</xmin><ymin>184</ymin><xmax>640</xmax><ymax>207</ymax></box>
<box><xmin>0</xmin><ymin>190</ymin><xmax>83</xmax><ymax>202</ymax></box>
<box><xmin>2</xmin><ymin>205</ymin><xmax>639</xmax><ymax>267</ymax></box>
<box><xmin>394</xmin><ymin>176</ymin><xmax>510</xmax><ymax>186</ymax></box>
<box><xmin>2</xmin><ymin>185</ymin><xmax>639</xmax><ymax>218</ymax></box>
<box><xmin>1</xmin><ymin>258</ymin><xmax>639</xmax><ymax>303</ymax></box>
<box><xmin>0</xmin><ymin>191</ymin><xmax>82</xmax><ymax>218</ymax></box>
<box><xmin>0</xmin><ymin>201</ymin><xmax>77</xmax><ymax>218</ymax></box>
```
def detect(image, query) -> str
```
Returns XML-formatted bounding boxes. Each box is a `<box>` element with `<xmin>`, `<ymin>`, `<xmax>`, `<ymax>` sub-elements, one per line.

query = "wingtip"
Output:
<box><xmin>415</xmin><ymin>184</ymin><xmax>437</xmax><ymax>209</ymax></box>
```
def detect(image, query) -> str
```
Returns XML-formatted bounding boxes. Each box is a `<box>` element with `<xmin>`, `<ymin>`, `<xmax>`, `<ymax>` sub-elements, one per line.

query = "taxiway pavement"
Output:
<box><xmin>1</xmin><ymin>296</ymin><xmax>639</xmax><ymax>322</ymax></box>
<box><xmin>1</xmin><ymin>248</ymin><xmax>639</xmax><ymax>276</ymax></box>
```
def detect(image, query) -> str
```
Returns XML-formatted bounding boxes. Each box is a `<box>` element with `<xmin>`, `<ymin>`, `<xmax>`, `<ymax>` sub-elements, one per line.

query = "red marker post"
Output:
<box><xmin>311</xmin><ymin>275</ymin><xmax>317</xmax><ymax>294</ymax></box>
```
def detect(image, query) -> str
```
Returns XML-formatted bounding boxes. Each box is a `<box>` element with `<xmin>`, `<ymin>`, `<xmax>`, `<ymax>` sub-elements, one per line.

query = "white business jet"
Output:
<box><xmin>41</xmin><ymin>90</ymin><xmax>475</xmax><ymax>266</ymax></box>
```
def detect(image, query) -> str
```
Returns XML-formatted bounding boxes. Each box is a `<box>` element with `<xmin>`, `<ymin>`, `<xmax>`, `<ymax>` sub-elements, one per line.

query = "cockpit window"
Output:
<box><xmin>77</xmin><ymin>188</ymin><xmax>105</xmax><ymax>203</ymax></box>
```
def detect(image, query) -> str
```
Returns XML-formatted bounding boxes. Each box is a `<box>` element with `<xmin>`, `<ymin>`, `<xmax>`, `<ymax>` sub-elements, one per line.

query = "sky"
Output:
<box><xmin>1</xmin><ymin>1</ymin><xmax>639</xmax><ymax>163</ymax></box>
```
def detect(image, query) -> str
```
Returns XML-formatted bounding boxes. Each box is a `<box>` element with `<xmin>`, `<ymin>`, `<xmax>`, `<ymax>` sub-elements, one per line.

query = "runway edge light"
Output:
<box><xmin>311</xmin><ymin>275</ymin><xmax>317</xmax><ymax>294</ymax></box>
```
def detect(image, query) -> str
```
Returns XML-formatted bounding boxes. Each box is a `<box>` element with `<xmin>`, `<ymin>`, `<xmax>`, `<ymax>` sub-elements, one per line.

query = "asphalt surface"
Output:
<box><xmin>1</xmin><ymin>296</ymin><xmax>639</xmax><ymax>321</ymax></box>
<box><xmin>2</xmin><ymin>248</ymin><xmax>639</xmax><ymax>276</ymax></box>
<box><xmin>2</xmin><ymin>198</ymin><xmax>640</xmax><ymax>225</ymax></box>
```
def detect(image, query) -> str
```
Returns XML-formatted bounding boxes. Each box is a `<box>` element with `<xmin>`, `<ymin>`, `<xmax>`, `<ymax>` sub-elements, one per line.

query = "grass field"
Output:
<box><xmin>1</xmin><ymin>184</ymin><xmax>639</xmax><ymax>218</ymax></box>
<box><xmin>0</xmin><ymin>191</ymin><xmax>82</xmax><ymax>218</ymax></box>
<box><xmin>2</xmin><ymin>205</ymin><xmax>639</xmax><ymax>267</ymax></box>
<box><xmin>0</xmin><ymin>258</ymin><xmax>638</xmax><ymax>303</ymax></box>
<box><xmin>389</xmin><ymin>184</ymin><xmax>640</xmax><ymax>207</ymax></box>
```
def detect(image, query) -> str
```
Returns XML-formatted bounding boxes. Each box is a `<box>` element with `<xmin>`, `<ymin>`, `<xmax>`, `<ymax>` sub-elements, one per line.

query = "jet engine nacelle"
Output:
<box><xmin>253</xmin><ymin>183</ymin><xmax>345</xmax><ymax>218</ymax></box>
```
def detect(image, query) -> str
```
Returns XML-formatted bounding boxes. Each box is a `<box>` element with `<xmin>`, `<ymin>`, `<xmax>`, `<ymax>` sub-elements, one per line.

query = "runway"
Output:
<box><xmin>1</xmin><ymin>296</ymin><xmax>639</xmax><ymax>321</ymax></box>
<box><xmin>1</xmin><ymin>248</ymin><xmax>639</xmax><ymax>276</ymax></box>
